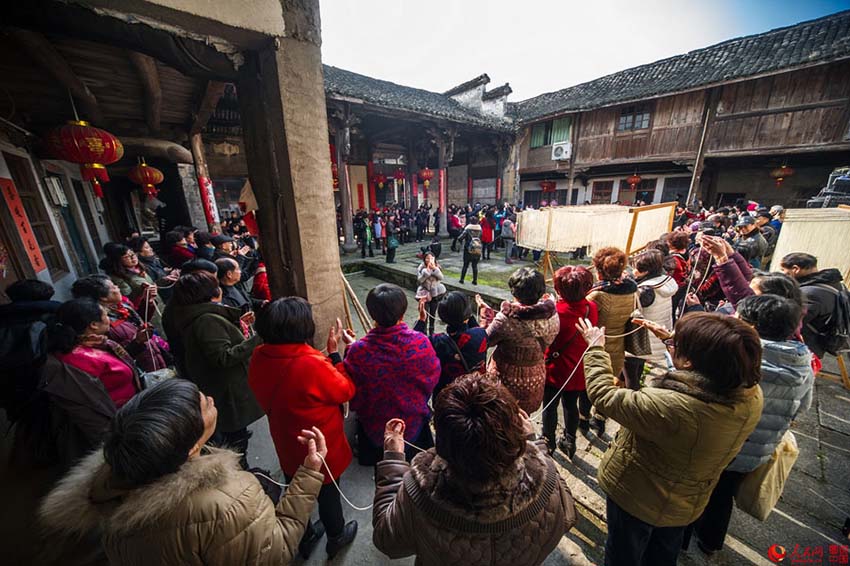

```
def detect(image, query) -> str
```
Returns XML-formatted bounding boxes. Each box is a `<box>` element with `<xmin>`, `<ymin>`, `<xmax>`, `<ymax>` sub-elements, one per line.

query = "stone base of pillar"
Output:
<box><xmin>341</xmin><ymin>242</ymin><xmax>359</xmax><ymax>253</ymax></box>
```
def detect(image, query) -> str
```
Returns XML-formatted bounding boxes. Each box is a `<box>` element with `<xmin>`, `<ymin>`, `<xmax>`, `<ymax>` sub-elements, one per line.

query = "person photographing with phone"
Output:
<box><xmin>415</xmin><ymin>252</ymin><xmax>446</xmax><ymax>335</ymax></box>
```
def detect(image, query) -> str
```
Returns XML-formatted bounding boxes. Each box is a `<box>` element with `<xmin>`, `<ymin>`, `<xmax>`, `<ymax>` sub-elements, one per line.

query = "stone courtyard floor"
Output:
<box><xmin>239</xmin><ymin>237</ymin><xmax>850</xmax><ymax>566</ymax></box>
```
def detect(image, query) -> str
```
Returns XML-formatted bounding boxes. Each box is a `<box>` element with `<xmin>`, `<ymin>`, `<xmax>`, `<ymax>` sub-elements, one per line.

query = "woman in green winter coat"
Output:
<box><xmin>577</xmin><ymin>312</ymin><xmax>763</xmax><ymax>566</ymax></box>
<box><xmin>164</xmin><ymin>271</ymin><xmax>263</xmax><ymax>467</ymax></box>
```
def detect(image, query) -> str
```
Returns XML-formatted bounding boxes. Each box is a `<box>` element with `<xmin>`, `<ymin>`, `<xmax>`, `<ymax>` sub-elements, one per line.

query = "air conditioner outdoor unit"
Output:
<box><xmin>551</xmin><ymin>141</ymin><xmax>572</xmax><ymax>161</ymax></box>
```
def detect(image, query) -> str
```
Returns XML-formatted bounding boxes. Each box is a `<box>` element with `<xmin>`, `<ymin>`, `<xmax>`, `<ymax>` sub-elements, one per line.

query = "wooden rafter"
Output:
<box><xmin>190</xmin><ymin>80</ymin><xmax>227</xmax><ymax>136</ymax></box>
<box><xmin>128</xmin><ymin>52</ymin><xmax>162</xmax><ymax>134</ymax></box>
<box><xmin>8</xmin><ymin>29</ymin><xmax>105</xmax><ymax>125</ymax></box>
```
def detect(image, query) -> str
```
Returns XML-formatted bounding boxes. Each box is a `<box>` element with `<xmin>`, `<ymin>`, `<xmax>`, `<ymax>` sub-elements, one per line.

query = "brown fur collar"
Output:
<box><xmin>500</xmin><ymin>299</ymin><xmax>556</xmax><ymax>320</ymax></box>
<box><xmin>39</xmin><ymin>446</ymin><xmax>242</xmax><ymax>536</ymax></box>
<box><xmin>404</xmin><ymin>441</ymin><xmax>553</xmax><ymax>528</ymax></box>
<box><xmin>646</xmin><ymin>370</ymin><xmax>757</xmax><ymax>406</ymax></box>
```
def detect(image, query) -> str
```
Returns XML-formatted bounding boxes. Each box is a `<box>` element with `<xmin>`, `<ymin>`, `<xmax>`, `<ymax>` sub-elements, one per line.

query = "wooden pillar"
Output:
<box><xmin>334</xmin><ymin>127</ymin><xmax>357</xmax><ymax>252</ymax></box>
<box><xmin>236</xmin><ymin>19</ymin><xmax>344</xmax><ymax>341</ymax></box>
<box><xmin>189</xmin><ymin>133</ymin><xmax>220</xmax><ymax>231</ymax></box>
<box><xmin>435</xmin><ymin>129</ymin><xmax>456</xmax><ymax>238</ymax></box>
<box><xmin>494</xmin><ymin>144</ymin><xmax>503</xmax><ymax>204</ymax></box>
<box><xmin>567</xmin><ymin>114</ymin><xmax>580</xmax><ymax>206</ymax></box>
<box><xmin>367</xmin><ymin>159</ymin><xmax>377</xmax><ymax>210</ymax></box>
<box><xmin>437</xmin><ymin>143</ymin><xmax>449</xmax><ymax>238</ymax></box>
<box><xmin>466</xmin><ymin>144</ymin><xmax>474</xmax><ymax>204</ymax></box>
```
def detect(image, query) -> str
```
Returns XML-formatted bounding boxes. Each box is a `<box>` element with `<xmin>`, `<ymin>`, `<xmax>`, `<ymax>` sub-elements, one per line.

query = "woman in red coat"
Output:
<box><xmin>249</xmin><ymin>297</ymin><xmax>358</xmax><ymax>559</ymax></box>
<box><xmin>543</xmin><ymin>266</ymin><xmax>599</xmax><ymax>458</ymax></box>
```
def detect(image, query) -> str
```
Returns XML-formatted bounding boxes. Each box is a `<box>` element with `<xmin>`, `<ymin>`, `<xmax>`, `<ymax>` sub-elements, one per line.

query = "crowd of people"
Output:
<box><xmin>352</xmin><ymin>201</ymin><xmax>522</xmax><ymax>273</ymax></box>
<box><xmin>0</xmin><ymin>195</ymin><xmax>847</xmax><ymax>566</ymax></box>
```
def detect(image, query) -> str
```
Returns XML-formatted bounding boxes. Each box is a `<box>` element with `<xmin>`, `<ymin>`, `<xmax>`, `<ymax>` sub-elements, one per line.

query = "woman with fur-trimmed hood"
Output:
<box><xmin>38</xmin><ymin>379</ymin><xmax>326</xmax><ymax>566</ymax></box>
<box><xmin>373</xmin><ymin>374</ymin><xmax>576</xmax><ymax>566</ymax></box>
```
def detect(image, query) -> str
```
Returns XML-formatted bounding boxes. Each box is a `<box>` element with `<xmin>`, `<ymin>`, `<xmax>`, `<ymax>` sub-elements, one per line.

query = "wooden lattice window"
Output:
<box><xmin>617</xmin><ymin>105</ymin><xmax>652</xmax><ymax>131</ymax></box>
<box><xmin>3</xmin><ymin>152</ymin><xmax>67</xmax><ymax>275</ymax></box>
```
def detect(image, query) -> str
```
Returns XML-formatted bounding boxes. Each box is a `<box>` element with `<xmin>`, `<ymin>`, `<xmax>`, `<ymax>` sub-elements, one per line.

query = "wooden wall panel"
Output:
<box><xmin>576</xmin><ymin>92</ymin><xmax>702</xmax><ymax>165</ymax></box>
<box><xmin>707</xmin><ymin>60</ymin><xmax>850</xmax><ymax>154</ymax></box>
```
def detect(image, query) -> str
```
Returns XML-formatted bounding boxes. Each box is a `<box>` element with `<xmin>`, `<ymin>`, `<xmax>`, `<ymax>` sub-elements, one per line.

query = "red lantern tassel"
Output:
<box><xmin>91</xmin><ymin>179</ymin><xmax>104</xmax><ymax>198</ymax></box>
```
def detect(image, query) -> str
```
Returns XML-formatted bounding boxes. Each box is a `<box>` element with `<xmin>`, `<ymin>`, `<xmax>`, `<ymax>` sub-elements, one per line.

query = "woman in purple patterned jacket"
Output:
<box><xmin>344</xmin><ymin>284</ymin><xmax>440</xmax><ymax>466</ymax></box>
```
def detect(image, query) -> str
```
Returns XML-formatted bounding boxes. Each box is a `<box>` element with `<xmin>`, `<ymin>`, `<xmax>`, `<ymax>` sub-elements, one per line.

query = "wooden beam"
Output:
<box><xmin>128</xmin><ymin>52</ymin><xmax>162</xmax><ymax>135</ymax></box>
<box><xmin>190</xmin><ymin>81</ymin><xmax>227</xmax><ymax>136</ymax></box>
<box><xmin>685</xmin><ymin>88</ymin><xmax>720</xmax><ymax>206</ymax></box>
<box><xmin>8</xmin><ymin>29</ymin><xmax>105</xmax><ymax>125</ymax></box>
<box><xmin>121</xmin><ymin>137</ymin><xmax>193</xmax><ymax>164</ymax></box>
<box><xmin>713</xmin><ymin>98</ymin><xmax>848</xmax><ymax>122</ymax></box>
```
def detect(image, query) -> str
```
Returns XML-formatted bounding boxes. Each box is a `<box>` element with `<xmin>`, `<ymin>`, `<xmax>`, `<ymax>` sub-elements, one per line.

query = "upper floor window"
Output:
<box><xmin>617</xmin><ymin>105</ymin><xmax>651</xmax><ymax>131</ymax></box>
<box><xmin>530</xmin><ymin>116</ymin><xmax>572</xmax><ymax>148</ymax></box>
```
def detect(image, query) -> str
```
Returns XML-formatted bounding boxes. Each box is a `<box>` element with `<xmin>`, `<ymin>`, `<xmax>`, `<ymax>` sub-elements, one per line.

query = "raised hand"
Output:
<box><xmin>383</xmin><ymin>418</ymin><xmax>406</xmax><ymax>453</ymax></box>
<box><xmin>327</xmin><ymin>317</ymin><xmax>343</xmax><ymax>354</ymax></box>
<box><xmin>576</xmin><ymin>318</ymin><xmax>605</xmax><ymax>348</ymax></box>
<box><xmin>298</xmin><ymin>427</ymin><xmax>328</xmax><ymax>472</ymax></box>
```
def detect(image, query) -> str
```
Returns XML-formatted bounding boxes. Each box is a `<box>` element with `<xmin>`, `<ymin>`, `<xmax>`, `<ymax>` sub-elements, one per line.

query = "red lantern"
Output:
<box><xmin>393</xmin><ymin>169</ymin><xmax>405</xmax><ymax>185</ymax></box>
<box><xmin>627</xmin><ymin>174</ymin><xmax>642</xmax><ymax>190</ymax></box>
<box><xmin>127</xmin><ymin>159</ymin><xmax>164</xmax><ymax>199</ymax></box>
<box><xmin>770</xmin><ymin>165</ymin><xmax>794</xmax><ymax>187</ymax></box>
<box><xmin>539</xmin><ymin>180</ymin><xmax>557</xmax><ymax>193</ymax></box>
<box><xmin>46</xmin><ymin>120</ymin><xmax>123</xmax><ymax>198</ymax></box>
<box><xmin>419</xmin><ymin>167</ymin><xmax>434</xmax><ymax>188</ymax></box>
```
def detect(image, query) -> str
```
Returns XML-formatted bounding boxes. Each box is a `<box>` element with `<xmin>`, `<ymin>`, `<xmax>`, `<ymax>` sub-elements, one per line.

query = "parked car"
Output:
<box><xmin>807</xmin><ymin>167</ymin><xmax>850</xmax><ymax>208</ymax></box>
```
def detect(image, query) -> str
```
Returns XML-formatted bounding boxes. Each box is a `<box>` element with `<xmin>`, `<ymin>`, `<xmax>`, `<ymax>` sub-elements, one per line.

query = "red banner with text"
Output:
<box><xmin>0</xmin><ymin>177</ymin><xmax>47</xmax><ymax>273</ymax></box>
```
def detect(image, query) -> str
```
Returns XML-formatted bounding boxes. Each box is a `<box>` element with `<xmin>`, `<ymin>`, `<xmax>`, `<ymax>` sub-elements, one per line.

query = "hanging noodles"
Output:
<box><xmin>517</xmin><ymin>203</ymin><xmax>675</xmax><ymax>256</ymax></box>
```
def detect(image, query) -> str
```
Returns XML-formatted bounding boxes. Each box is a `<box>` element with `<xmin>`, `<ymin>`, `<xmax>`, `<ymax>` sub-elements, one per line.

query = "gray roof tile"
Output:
<box><xmin>513</xmin><ymin>10</ymin><xmax>850</xmax><ymax>123</ymax></box>
<box><xmin>323</xmin><ymin>65</ymin><xmax>513</xmax><ymax>131</ymax></box>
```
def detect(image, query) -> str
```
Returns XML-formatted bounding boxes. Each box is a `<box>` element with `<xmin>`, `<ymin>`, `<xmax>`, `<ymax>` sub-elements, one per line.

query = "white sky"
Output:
<box><xmin>318</xmin><ymin>0</ymin><xmax>847</xmax><ymax>101</ymax></box>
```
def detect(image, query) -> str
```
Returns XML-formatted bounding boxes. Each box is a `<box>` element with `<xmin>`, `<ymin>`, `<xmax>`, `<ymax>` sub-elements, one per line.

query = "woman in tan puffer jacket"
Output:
<box><xmin>39</xmin><ymin>379</ymin><xmax>326</xmax><ymax>566</ymax></box>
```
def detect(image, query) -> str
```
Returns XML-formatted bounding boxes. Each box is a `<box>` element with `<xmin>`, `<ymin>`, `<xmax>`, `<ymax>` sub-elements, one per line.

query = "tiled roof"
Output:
<box><xmin>443</xmin><ymin>74</ymin><xmax>490</xmax><ymax>96</ymax></box>
<box><xmin>513</xmin><ymin>10</ymin><xmax>850</xmax><ymax>123</ymax></box>
<box><xmin>483</xmin><ymin>83</ymin><xmax>513</xmax><ymax>101</ymax></box>
<box><xmin>322</xmin><ymin>65</ymin><xmax>513</xmax><ymax>131</ymax></box>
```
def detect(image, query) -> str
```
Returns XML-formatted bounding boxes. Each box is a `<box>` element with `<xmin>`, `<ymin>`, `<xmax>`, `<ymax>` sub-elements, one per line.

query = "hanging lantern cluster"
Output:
<box><xmin>393</xmin><ymin>169</ymin><xmax>405</xmax><ymax>185</ymax></box>
<box><xmin>539</xmin><ymin>180</ymin><xmax>557</xmax><ymax>193</ymax></box>
<box><xmin>770</xmin><ymin>164</ymin><xmax>794</xmax><ymax>187</ymax></box>
<box><xmin>46</xmin><ymin>120</ymin><xmax>123</xmax><ymax>198</ymax></box>
<box><xmin>128</xmin><ymin>158</ymin><xmax>164</xmax><ymax>199</ymax></box>
<box><xmin>372</xmin><ymin>173</ymin><xmax>387</xmax><ymax>189</ymax></box>
<box><xmin>627</xmin><ymin>174</ymin><xmax>642</xmax><ymax>190</ymax></box>
<box><xmin>419</xmin><ymin>167</ymin><xmax>434</xmax><ymax>187</ymax></box>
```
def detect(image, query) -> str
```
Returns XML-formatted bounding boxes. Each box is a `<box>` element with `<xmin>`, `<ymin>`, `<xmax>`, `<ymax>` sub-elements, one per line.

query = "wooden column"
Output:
<box><xmin>686</xmin><ymin>88</ymin><xmax>720</xmax><ymax>207</ymax></box>
<box><xmin>236</xmin><ymin>16</ymin><xmax>345</xmax><ymax>341</ymax></box>
<box><xmin>189</xmin><ymin>133</ymin><xmax>219</xmax><ymax>231</ymax></box>
<box><xmin>367</xmin><ymin>159</ymin><xmax>377</xmax><ymax>210</ymax></box>
<box><xmin>567</xmin><ymin>114</ymin><xmax>580</xmax><ymax>206</ymax></box>
<box><xmin>332</xmin><ymin>114</ymin><xmax>357</xmax><ymax>252</ymax></box>
<box><xmin>433</xmin><ymin>127</ymin><xmax>456</xmax><ymax>238</ymax></box>
<box><xmin>467</xmin><ymin>144</ymin><xmax>474</xmax><ymax>204</ymax></box>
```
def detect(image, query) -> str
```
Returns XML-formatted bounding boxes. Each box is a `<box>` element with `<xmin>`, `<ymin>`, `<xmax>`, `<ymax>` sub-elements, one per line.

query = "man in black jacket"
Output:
<box><xmin>215</xmin><ymin>258</ymin><xmax>264</xmax><ymax>315</ymax></box>
<box><xmin>780</xmin><ymin>252</ymin><xmax>846</xmax><ymax>357</ymax></box>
